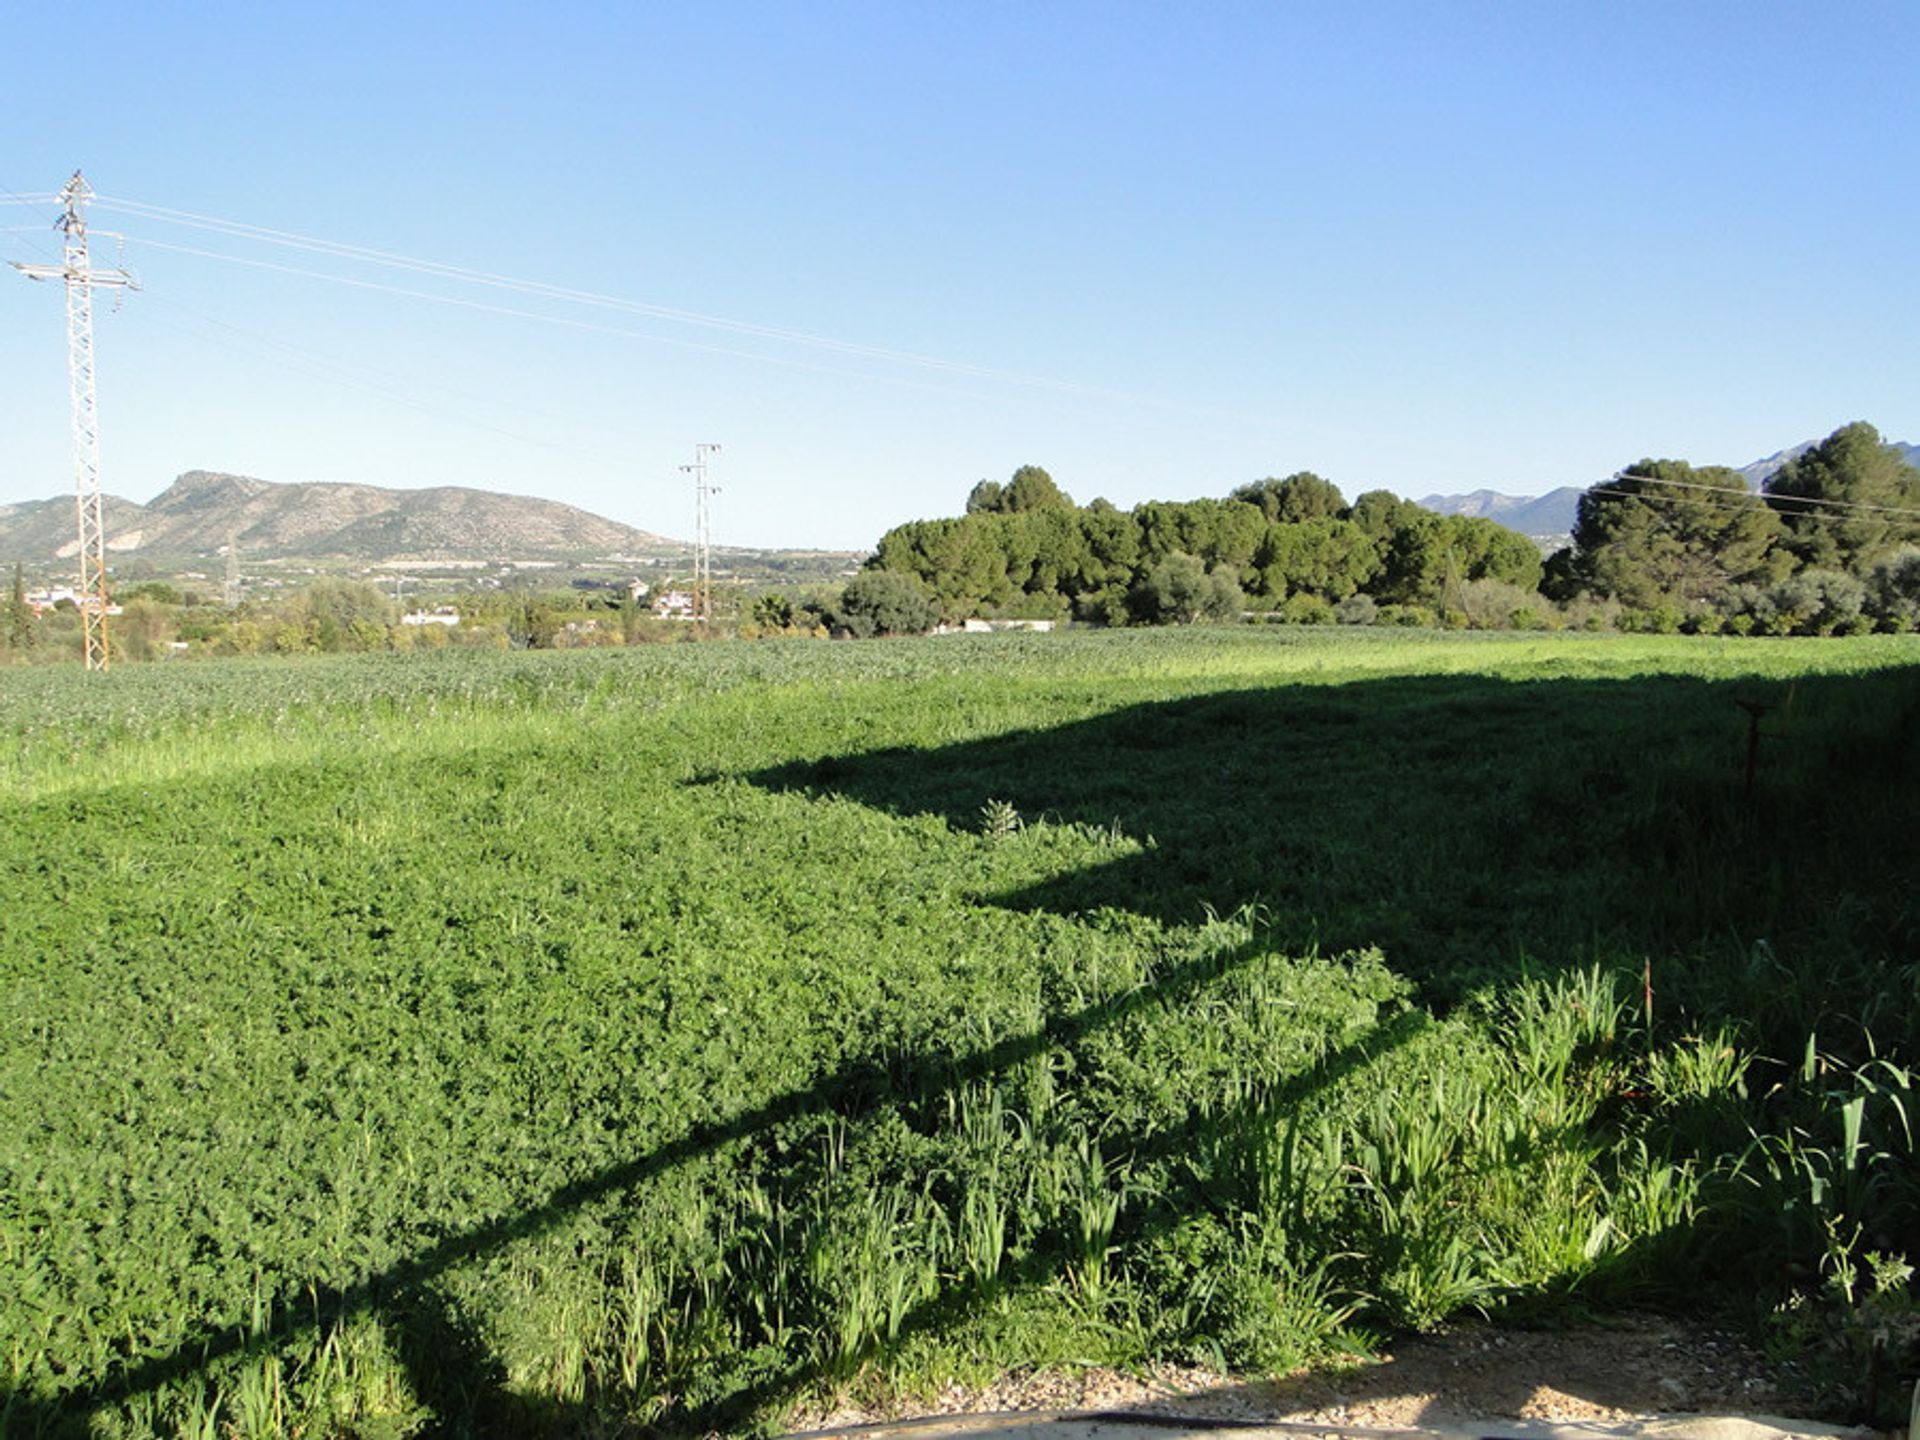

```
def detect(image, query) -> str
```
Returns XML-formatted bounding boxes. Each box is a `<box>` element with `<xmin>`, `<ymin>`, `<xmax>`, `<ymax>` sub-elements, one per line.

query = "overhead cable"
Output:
<box><xmin>94</xmin><ymin>193</ymin><xmax>1111</xmax><ymax>397</ymax></box>
<box><xmin>1600</xmin><ymin>471</ymin><xmax>1920</xmax><ymax>521</ymax></box>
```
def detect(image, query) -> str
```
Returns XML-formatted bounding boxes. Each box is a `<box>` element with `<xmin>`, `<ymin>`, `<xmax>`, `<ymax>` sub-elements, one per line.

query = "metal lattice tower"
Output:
<box><xmin>224</xmin><ymin>530</ymin><xmax>242</xmax><ymax>608</ymax></box>
<box><xmin>680</xmin><ymin>443</ymin><xmax>721</xmax><ymax>623</ymax></box>
<box><xmin>11</xmin><ymin>172</ymin><xmax>138</xmax><ymax>670</ymax></box>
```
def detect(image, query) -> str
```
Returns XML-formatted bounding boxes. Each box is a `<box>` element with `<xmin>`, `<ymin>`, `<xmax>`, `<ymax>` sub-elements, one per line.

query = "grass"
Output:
<box><xmin>0</xmin><ymin>627</ymin><xmax>1916</xmax><ymax>1436</ymax></box>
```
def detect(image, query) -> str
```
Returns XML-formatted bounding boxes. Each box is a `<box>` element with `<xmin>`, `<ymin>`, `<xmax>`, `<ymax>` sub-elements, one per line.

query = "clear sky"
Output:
<box><xmin>3</xmin><ymin>2</ymin><xmax>1915</xmax><ymax>550</ymax></box>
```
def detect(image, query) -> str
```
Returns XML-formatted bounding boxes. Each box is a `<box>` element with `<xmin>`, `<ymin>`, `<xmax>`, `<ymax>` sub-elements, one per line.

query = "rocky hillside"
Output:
<box><xmin>1414</xmin><ymin>486</ymin><xmax>1583</xmax><ymax>536</ymax></box>
<box><xmin>0</xmin><ymin>471</ymin><xmax>678</xmax><ymax>562</ymax></box>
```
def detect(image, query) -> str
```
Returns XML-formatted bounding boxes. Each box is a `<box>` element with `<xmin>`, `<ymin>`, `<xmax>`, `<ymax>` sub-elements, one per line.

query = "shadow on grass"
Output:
<box><xmin>12</xmin><ymin>660</ymin><xmax>1918</xmax><ymax>1438</ymax></box>
<box><xmin>746</xmin><ymin>665</ymin><xmax>1920</xmax><ymax>1003</ymax></box>
<box><xmin>13</xmin><ymin>917</ymin><xmax>1414</xmax><ymax>1438</ymax></box>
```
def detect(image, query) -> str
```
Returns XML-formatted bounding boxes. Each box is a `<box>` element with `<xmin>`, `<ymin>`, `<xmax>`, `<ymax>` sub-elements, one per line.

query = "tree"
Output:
<box><xmin>749</xmin><ymin>591</ymin><xmax>795</xmax><ymax>632</ymax></box>
<box><xmin>835</xmin><ymin>570</ymin><xmax>939</xmax><ymax>637</ymax></box>
<box><xmin>964</xmin><ymin>479</ymin><xmax>1004</xmax><ymax>514</ymax></box>
<box><xmin>872</xmin><ymin>517</ymin><xmax>1012</xmax><ymax>615</ymax></box>
<box><xmin>1562</xmin><ymin>460</ymin><xmax>1786</xmax><ymax>610</ymax></box>
<box><xmin>6</xmin><ymin>564</ymin><xmax>33</xmax><ymax>653</ymax></box>
<box><xmin>1347</xmin><ymin>489</ymin><xmax>1425</xmax><ymax>540</ymax></box>
<box><xmin>1001</xmin><ymin>464</ymin><xmax>1073</xmax><ymax>512</ymax></box>
<box><xmin>1437</xmin><ymin>515</ymin><xmax>1546</xmax><ymax>592</ymax></box>
<box><xmin>1765</xmin><ymin>422</ymin><xmax>1920</xmax><ymax>573</ymax></box>
<box><xmin>1132</xmin><ymin>552</ymin><xmax>1242</xmax><ymax>624</ymax></box>
<box><xmin>1252</xmin><ymin>517</ymin><xmax>1379</xmax><ymax>601</ymax></box>
<box><xmin>283</xmin><ymin>578</ymin><xmax>396</xmax><ymax>652</ymax></box>
<box><xmin>1133</xmin><ymin>499</ymin><xmax>1264</xmax><ymax>570</ymax></box>
<box><xmin>1230</xmin><ymin>472</ymin><xmax>1346</xmax><ymax>523</ymax></box>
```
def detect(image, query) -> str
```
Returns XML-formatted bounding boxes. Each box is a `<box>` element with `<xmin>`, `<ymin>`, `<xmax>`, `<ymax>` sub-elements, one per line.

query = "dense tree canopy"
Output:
<box><xmin>1555</xmin><ymin>460</ymin><xmax>1787</xmax><ymax>610</ymax></box>
<box><xmin>967</xmin><ymin>465</ymin><xmax>1074</xmax><ymax>515</ymax></box>
<box><xmin>1230</xmin><ymin>472</ymin><xmax>1346</xmax><ymax>523</ymax></box>
<box><xmin>1765</xmin><ymin>422</ymin><xmax>1920</xmax><ymax>573</ymax></box>
<box><xmin>865</xmin><ymin>470</ymin><xmax>1551</xmax><ymax>625</ymax></box>
<box><xmin>852</xmin><ymin>429</ymin><xmax>1918</xmax><ymax>636</ymax></box>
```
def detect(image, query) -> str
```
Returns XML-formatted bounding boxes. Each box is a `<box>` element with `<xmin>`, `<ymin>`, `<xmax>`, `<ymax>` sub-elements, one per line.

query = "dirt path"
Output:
<box><xmin>788</xmin><ymin>1317</ymin><xmax>1881</xmax><ymax>1437</ymax></box>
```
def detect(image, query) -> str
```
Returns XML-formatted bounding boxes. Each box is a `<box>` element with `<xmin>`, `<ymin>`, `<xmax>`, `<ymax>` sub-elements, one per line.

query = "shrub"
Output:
<box><xmin>836</xmin><ymin>570</ymin><xmax>940</xmax><ymax>637</ymax></box>
<box><xmin>1333</xmin><ymin>594</ymin><xmax>1379</xmax><ymax>626</ymax></box>
<box><xmin>1131</xmin><ymin>554</ymin><xmax>1243</xmax><ymax>625</ymax></box>
<box><xmin>1279</xmin><ymin>592</ymin><xmax>1335</xmax><ymax>626</ymax></box>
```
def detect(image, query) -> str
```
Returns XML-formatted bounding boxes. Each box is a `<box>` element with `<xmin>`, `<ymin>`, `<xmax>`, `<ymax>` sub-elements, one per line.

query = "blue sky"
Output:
<box><xmin>3</xmin><ymin>2</ymin><xmax>1915</xmax><ymax>549</ymax></box>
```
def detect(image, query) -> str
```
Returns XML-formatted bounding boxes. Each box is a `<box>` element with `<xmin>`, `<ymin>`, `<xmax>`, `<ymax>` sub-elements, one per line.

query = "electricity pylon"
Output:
<box><xmin>680</xmin><ymin>443</ymin><xmax>721</xmax><ymax>623</ymax></box>
<box><xmin>224</xmin><ymin>530</ymin><xmax>242</xmax><ymax>609</ymax></box>
<box><xmin>11</xmin><ymin>172</ymin><xmax>138</xmax><ymax>670</ymax></box>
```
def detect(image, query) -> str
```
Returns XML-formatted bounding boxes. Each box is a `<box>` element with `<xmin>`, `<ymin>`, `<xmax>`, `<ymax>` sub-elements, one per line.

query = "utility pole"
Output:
<box><xmin>224</xmin><ymin>529</ymin><xmax>242</xmax><ymax>608</ymax></box>
<box><xmin>11</xmin><ymin>172</ymin><xmax>138</xmax><ymax>671</ymax></box>
<box><xmin>680</xmin><ymin>443</ymin><xmax>721</xmax><ymax>623</ymax></box>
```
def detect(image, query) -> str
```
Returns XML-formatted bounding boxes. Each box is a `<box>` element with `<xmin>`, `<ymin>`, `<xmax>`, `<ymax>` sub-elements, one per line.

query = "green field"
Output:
<box><xmin>2</xmin><ymin>629</ymin><xmax>1916</xmax><ymax>1437</ymax></box>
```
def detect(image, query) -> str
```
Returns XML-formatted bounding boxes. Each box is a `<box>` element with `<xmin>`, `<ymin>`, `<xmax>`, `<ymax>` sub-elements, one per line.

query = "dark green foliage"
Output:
<box><xmin>1002</xmin><ymin>464</ymin><xmax>1072</xmax><ymax>512</ymax></box>
<box><xmin>1767</xmin><ymin>422</ymin><xmax>1920</xmax><ymax>573</ymax></box>
<box><xmin>1130</xmin><ymin>552</ymin><xmax>1243</xmax><ymax>623</ymax></box>
<box><xmin>1562</xmin><ymin>460</ymin><xmax>1787</xmax><ymax>610</ymax></box>
<box><xmin>964</xmin><ymin>466</ymin><xmax>1073</xmax><ymax>515</ymax></box>
<box><xmin>965</xmin><ymin>479</ymin><xmax>1004</xmax><ymax>514</ymax></box>
<box><xmin>1231</xmin><ymin>471</ymin><xmax>1346</xmax><ymax>523</ymax></box>
<box><xmin>836</xmin><ymin>570</ymin><xmax>940</xmax><ymax>636</ymax></box>
<box><xmin>1437</xmin><ymin>514</ymin><xmax>1547</xmax><ymax>592</ymax></box>
<box><xmin>872</xmin><ymin>480</ymin><xmax>1545</xmax><ymax>626</ymax></box>
<box><xmin>1867</xmin><ymin>548</ymin><xmax>1920</xmax><ymax>631</ymax></box>
<box><xmin>1254</xmin><ymin>516</ymin><xmax>1379</xmax><ymax>600</ymax></box>
<box><xmin>750</xmin><ymin>591</ymin><xmax>797</xmax><ymax>632</ymax></box>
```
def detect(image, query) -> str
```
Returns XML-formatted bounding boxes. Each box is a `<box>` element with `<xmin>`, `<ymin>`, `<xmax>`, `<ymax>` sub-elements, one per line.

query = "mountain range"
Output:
<box><xmin>1419</xmin><ymin>440</ymin><xmax>1920</xmax><ymax>538</ymax></box>
<box><xmin>0</xmin><ymin>470</ymin><xmax>675</xmax><ymax>564</ymax></box>
<box><xmin>6</xmin><ymin>439</ymin><xmax>1917</xmax><ymax>567</ymax></box>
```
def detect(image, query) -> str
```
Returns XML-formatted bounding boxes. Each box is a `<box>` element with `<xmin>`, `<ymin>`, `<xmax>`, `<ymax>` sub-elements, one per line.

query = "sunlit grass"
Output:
<box><xmin>2</xmin><ymin>628</ymin><xmax>1915</xmax><ymax>1435</ymax></box>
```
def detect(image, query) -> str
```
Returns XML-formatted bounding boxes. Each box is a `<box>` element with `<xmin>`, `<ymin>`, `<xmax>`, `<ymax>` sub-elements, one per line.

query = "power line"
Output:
<box><xmin>1585</xmin><ymin>484</ymin><xmax>1920</xmax><ymax>529</ymax></box>
<box><xmin>93</xmin><ymin>192</ymin><xmax>1117</xmax><ymax>397</ymax></box>
<box><xmin>135</xmin><ymin>290</ymin><xmax>654</xmax><ymax>481</ymax></box>
<box><xmin>1605</xmin><ymin>470</ymin><xmax>1920</xmax><ymax>520</ymax></box>
<box><xmin>118</xmin><ymin>234</ymin><xmax>1029</xmax><ymax>406</ymax></box>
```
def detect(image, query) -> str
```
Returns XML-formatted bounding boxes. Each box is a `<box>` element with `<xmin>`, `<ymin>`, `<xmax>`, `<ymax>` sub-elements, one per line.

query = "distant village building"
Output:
<box><xmin>401</xmin><ymin>606</ymin><xmax>461</xmax><ymax>627</ymax></box>
<box><xmin>26</xmin><ymin>586</ymin><xmax>122</xmax><ymax>617</ymax></box>
<box><xmin>943</xmin><ymin>618</ymin><xmax>1056</xmax><ymax>634</ymax></box>
<box><xmin>653</xmin><ymin>590</ymin><xmax>696</xmax><ymax>621</ymax></box>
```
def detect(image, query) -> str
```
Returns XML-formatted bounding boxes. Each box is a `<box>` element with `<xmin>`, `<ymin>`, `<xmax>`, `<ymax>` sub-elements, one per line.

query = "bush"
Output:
<box><xmin>1333</xmin><ymin>594</ymin><xmax>1378</xmax><ymax>626</ymax></box>
<box><xmin>1866</xmin><ymin>547</ymin><xmax>1920</xmax><ymax>631</ymax></box>
<box><xmin>836</xmin><ymin>570</ymin><xmax>939</xmax><ymax>638</ymax></box>
<box><xmin>1766</xmin><ymin>569</ymin><xmax>1868</xmax><ymax>636</ymax></box>
<box><xmin>1074</xmin><ymin>586</ymin><xmax>1132</xmax><ymax>627</ymax></box>
<box><xmin>1131</xmin><ymin>554</ymin><xmax>1243</xmax><ymax>625</ymax></box>
<box><xmin>1457</xmin><ymin>578</ymin><xmax>1550</xmax><ymax>630</ymax></box>
<box><xmin>1278</xmin><ymin>592</ymin><xmax>1335</xmax><ymax>625</ymax></box>
<box><xmin>1619</xmin><ymin>603</ymin><xmax>1684</xmax><ymax>635</ymax></box>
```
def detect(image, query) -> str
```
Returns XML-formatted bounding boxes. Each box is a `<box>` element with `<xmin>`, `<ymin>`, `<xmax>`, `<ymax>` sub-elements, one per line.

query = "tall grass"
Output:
<box><xmin>1</xmin><ymin>629</ymin><xmax>1915</xmax><ymax>1434</ymax></box>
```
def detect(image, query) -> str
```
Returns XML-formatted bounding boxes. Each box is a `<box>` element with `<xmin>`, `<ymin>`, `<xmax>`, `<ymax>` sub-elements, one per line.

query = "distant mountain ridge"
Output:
<box><xmin>1413</xmin><ymin>487</ymin><xmax>1585</xmax><ymax>536</ymax></box>
<box><xmin>0</xmin><ymin>470</ymin><xmax>678</xmax><ymax>562</ymax></box>
<box><xmin>1419</xmin><ymin>439</ymin><xmax>1920</xmax><ymax>537</ymax></box>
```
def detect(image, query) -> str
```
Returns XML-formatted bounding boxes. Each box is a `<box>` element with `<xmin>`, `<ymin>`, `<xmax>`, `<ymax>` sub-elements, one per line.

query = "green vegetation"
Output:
<box><xmin>870</xmin><ymin>473</ymin><xmax>1541</xmax><ymax>630</ymax></box>
<box><xmin>851</xmin><ymin>425</ymin><xmax>1920</xmax><ymax>637</ymax></box>
<box><xmin>1549</xmin><ymin>423</ymin><xmax>1920</xmax><ymax>633</ymax></box>
<box><xmin>2</xmin><ymin>630</ymin><xmax>1917</xmax><ymax>1437</ymax></box>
